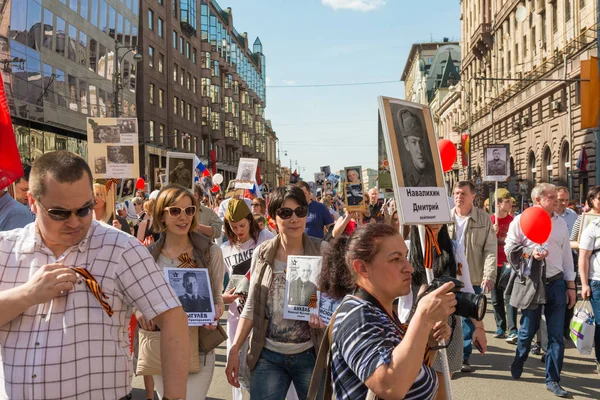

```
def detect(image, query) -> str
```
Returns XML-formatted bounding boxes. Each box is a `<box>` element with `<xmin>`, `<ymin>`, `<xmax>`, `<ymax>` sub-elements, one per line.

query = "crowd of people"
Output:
<box><xmin>0</xmin><ymin>150</ymin><xmax>599</xmax><ymax>400</ymax></box>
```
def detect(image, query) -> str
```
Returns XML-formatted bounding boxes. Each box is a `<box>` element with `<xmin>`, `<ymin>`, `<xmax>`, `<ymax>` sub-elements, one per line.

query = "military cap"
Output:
<box><xmin>225</xmin><ymin>198</ymin><xmax>251</xmax><ymax>222</ymax></box>
<box><xmin>398</xmin><ymin>109</ymin><xmax>424</xmax><ymax>138</ymax></box>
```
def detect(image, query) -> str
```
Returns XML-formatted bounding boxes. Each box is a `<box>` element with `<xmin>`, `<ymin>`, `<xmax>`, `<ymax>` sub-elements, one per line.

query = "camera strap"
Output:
<box><xmin>353</xmin><ymin>286</ymin><xmax>406</xmax><ymax>335</ymax></box>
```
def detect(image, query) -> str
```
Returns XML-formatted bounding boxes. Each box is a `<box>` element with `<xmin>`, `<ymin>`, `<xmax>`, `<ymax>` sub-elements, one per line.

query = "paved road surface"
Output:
<box><xmin>132</xmin><ymin>309</ymin><xmax>599</xmax><ymax>400</ymax></box>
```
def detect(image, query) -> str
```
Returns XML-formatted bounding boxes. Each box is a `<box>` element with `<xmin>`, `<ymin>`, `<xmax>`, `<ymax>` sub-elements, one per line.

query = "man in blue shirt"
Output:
<box><xmin>0</xmin><ymin>189</ymin><xmax>34</xmax><ymax>231</ymax></box>
<box><xmin>297</xmin><ymin>181</ymin><xmax>334</xmax><ymax>239</ymax></box>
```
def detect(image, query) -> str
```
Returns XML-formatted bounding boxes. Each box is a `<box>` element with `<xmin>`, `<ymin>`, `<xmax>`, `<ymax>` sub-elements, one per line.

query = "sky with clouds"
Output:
<box><xmin>222</xmin><ymin>0</ymin><xmax>460</xmax><ymax>179</ymax></box>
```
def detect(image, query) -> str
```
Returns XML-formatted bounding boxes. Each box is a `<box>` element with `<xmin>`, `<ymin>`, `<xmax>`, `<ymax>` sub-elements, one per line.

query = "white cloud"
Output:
<box><xmin>282</xmin><ymin>80</ymin><xmax>297</xmax><ymax>86</ymax></box>
<box><xmin>266</xmin><ymin>76</ymin><xmax>272</xmax><ymax>86</ymax></box>
<box><xmin>322</xmin><ymin>0</ymin><xmax>386</xmax><ymax>12</ymax></box>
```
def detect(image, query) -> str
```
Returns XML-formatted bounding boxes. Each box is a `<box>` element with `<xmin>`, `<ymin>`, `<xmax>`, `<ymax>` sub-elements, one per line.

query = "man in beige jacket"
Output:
<box><xmin>448</xmin><ymin>181</ymin><xmax>497</xmax><ymax>373</ymax></box>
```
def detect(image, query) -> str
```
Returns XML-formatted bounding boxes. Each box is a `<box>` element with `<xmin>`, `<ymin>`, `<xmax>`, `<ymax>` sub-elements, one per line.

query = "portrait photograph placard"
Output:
<box><xmin>484</xmin><ymin>144</ymin><xmax>510</xmax><ymax>181</ymax></box>
<box><xmin>314</xmin><ymin>172</ymin><xmax>325</xmax><ymax>188</ymax></box>
<box><xmin>166</xmin><ymin>152</ymin><xmax>195</xmax><ymax>191</ymax></box>
<box><xmin>317</xmin><ymin>292</ymin><xmax>342</xmax><ymax>325</ymax></box>
<box><xmin>87</xmin><ymin>117</ymin><xmax>139</xmax><ymax>180</ymax></box>
<box><xmin>118</xmin><ymin>178</ymin><xmax>136</xmax><ymax>202</ymax></box>
<box><xmin>579</xmin><ymin>213</ymin><xmax>600</xmax><ymax>241</ymax></box>
<box><xmin>320</xmin><ymin>165</ymin><xmax>331</xmax><ymax>178</ymax></box>
<box><xmin>344</xmin><ymin>166</ymin><xmax>366</xmax><ymax>211</ymax></box>
<box><xmin>154</xmin><ymin>167</ymin><xmax>166</xmax><ymax>189</ymax></box>
<box><xmin>234</xmin><ymin>158</ymin><xmax>259</xmax><ymax>189</ymax></box>
<box><xmin>164</xmin><ymin>267</ymin><xmax>216</xmax><ymax>326</ymax></box>
<box><xmin>378</xmin><ymin>96</ymin><xmax>451</xmax><ymax>225</ymax></box>
<box><xmin>284</xmin><ymin>256</ymin><xmax>322</xmax><ymax>322</ymax></box>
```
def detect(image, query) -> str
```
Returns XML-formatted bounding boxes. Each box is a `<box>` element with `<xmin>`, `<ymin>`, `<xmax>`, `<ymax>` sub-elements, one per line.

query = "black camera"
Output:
<box><xmin>422</xmin><ymin>276</ymin><xmax>487</xmax><ymax>321</ymax></box>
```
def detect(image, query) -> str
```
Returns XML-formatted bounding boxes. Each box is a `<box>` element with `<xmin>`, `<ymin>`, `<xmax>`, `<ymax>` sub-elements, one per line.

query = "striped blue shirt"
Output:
<box><xmin>331</xmin><ymin>295</ymin><xmax>438</xmax><ymax>400</ymax></box>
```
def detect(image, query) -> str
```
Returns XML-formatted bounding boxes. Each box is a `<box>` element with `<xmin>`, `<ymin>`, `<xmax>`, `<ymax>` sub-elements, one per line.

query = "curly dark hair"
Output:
<box><xmin>319</xmin><ymin>223</ymin><xmax>399</xmax><ymax>299</ymax></box>
<box><xmin>223</xmin><ymin>213</ymin><xmax>262</xmax><ymax>247</ymax></box>
<box><xmin>408</xmin><ymin>225</ymin><xmax>457</xmax><ymax>287</ymax></box>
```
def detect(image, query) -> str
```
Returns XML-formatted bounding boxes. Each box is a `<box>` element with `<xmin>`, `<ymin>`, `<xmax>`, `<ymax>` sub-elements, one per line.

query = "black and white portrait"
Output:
<box><xmin>117</xmin><ymin>118</ymin><xmax>137</xmax><ymax>134</ymax></box>
<box><xmin>320</xmin><ymin>165</ymin><xmax>331</xmax><ymax>178</ymax></box>
<box><xmin>234</xmin><ymin>158</ymin><xmax>258</xmax><ymax>189</ymax></box>
<box><xmin>314</xmin><ymin>173</ymin><xmax>325</xmax><ymax>187</ymax></box>
<box><xmin>94</xmin><ymin>157</ymin><xmax>107</xmax><ymax>174</ymax></box>
<box><xmin>107</xmin><ymin>146</ymin><xmax>134</xmax><ymax>164</ymax></box>
<box><xmin>485</xmin><ymin>145</ymin><xmax>509</xmax><ymax>178</ymax></box>
<box><xmin>345</xmin><ymin>166</ymin><xmax>364</xmax><ymax>208</ymax></box>
<box><xmin>285</xmin><ymin>256</ymin><xmax>321</xmax><ymax>308</ymax></box>
<box><xmin>93</xmin><ymin>126</ymin><xmax>120</xmax><ymax>143</ymax></box>
<box><xmin>120</xmin><ymin>178</ymin><xmax>135</xmax><ymax>199</ymax></box>
<box><xmin>166</xmin><ymin>154</ymin><xmax>194</xmax><ymax>190</ymax></box>
<box><xmin>389</xmin><ymin>103</ymin><xmax>436</xmax><ymax>187</ymax></box>
<box><xmin>164</xmin><ymin>268</ymin><xmax>215</xmax><ymax>326</ymax></box>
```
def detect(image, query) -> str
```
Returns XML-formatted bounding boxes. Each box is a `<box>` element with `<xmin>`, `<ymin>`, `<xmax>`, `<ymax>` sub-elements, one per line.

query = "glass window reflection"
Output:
<box><xmin>79</xmin><ymin>80</ymin><xmax>89</xmax><ymax>115</ymax></box>
<box><xmin>90</xmin><ymin>0</ymin><xmax>98</xmax><ymax>27</ymax></box>
<box><xmin>67</xmin><ymin>25</ymin><xmax>77</xmax><ymax>62</ymax></box>
<box><xmin>100</xmin><ymin>1</ymin><xmax>108</xmax><ymax>33</ymax></box>
<box><xmin>55</xmin><ymin>69</ymin><xmax>66</xmax><ymax>107</ymax></box>
<box><xmin>79</xmin><ymin>32</ymin><xmax>88</xmax><ymax>67</ymax></box>
<box><xmin>42</xmin><ymin>64</ymin><xmax>54</xmax><ymax>104</ymax></box>
<box><xmin>55</xmin><ymin>17</ymin><xmax>66</xmax><ymax>57</ymax></box>
<box><xmin>43</xmin><ymin>8</ymin><xmax>53</xmax><ymax>51</ymax></box>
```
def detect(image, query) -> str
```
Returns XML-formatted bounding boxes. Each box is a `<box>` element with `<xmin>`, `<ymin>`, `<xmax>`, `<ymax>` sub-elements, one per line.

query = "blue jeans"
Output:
<box><xmin>589</xmin><ymin>280</ymin><xmax>600</xmax><ymax>363</ymax></box>
<box><xmin>491</xmin><ymin>268</ymin><xmax>518</xmax><ymax>334</ymax></box>
<box><xmin>514</xmin><ymin>279</ymin><xmax>567</xmax><ymax>383</ymax></box>
<box><xmin>250</xmin><ymin>347</ymin><xmax>317</xmax><ymax>399</ymax></box>
<box><xmin>462</xmin><ymin>285</ymin><xmax>482</xmax><ymax>361</ymax></box>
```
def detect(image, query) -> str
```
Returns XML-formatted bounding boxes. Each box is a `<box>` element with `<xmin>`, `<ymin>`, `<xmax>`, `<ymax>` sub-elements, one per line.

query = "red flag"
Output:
<box><xmin>209</xmin><ymin>150</ymin><xmax>217</xmax><ymax>175</ymax></box>
<box><xmin>210</xmin><ymin>184</ymin><xmax>220</xmax><ymax>193</ymax></box>
<box><xmin>202</xmin><ymin>168</ymin><xmax>211</xmax><ymax>177</ymax></box>
<box><xmin>0</xmin><ymin>72</ymin><xmax>23</xmax><ymax>190</ymax></box>
<box><xmin>256</xmin><ymin>165</ymin><xmax>262</xmax><ymax>186</ymax></box>
<box><xmin>576</xmin><ymin>145</ymin><xmax>589</xmax><ymax>172</ymax></box>
<box><xmin>461</xmin><ymin>134</ymin><xmax>470</xmax><ymax>167</ymax></box>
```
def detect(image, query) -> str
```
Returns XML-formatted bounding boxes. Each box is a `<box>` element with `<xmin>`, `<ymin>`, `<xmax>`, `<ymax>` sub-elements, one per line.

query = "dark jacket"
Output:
<box><xmin>505</xmin><ymin>244</ymin><xmax>546</xmax><ymax>310</ymax></box>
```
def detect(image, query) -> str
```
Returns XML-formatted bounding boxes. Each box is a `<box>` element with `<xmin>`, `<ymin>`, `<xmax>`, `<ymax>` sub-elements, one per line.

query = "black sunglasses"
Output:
<box><xmin>37</xmin><ymin>200</ymin><xmax>96</xmax><ymax>221</ymax></box>
<box><xmin>276</xmin><ymin>206</ymin><xmax>308</xmax><ymax>220</ymax></box>
<box><xmin>163</xmin><ymin>206</ymin><xmax>196</xmax><ymax>217</ymax></box>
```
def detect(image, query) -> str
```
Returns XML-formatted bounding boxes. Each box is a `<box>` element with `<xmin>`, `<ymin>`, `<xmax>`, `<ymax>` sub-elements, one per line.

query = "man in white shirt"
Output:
<box><xmin>505</xmin><ymin>183</ymin><xmax>576</xmax><ymax>397</ymax></box>
<box><xmin>0</xmin><ymin>151</ymin><xmax>189</xmax><ymax>400</ymax></box>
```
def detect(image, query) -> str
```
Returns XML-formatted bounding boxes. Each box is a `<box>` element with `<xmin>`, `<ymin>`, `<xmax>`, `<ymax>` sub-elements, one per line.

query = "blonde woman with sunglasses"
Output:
<box><xmin>139</xmin><ymin>184</ymin><xmax>225</xmax><ymax>399</ymax></box>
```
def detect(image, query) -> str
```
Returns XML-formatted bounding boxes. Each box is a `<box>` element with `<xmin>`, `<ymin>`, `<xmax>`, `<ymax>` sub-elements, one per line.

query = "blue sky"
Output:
<box><xmin>222</xmin><ymin>0</ymin><xmax>460</xmax><ymax>179</ymax></box>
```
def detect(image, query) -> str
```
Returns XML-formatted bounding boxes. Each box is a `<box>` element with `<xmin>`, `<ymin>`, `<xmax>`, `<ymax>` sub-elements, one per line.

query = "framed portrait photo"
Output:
<box><xmin>484</xmin><ymin>144</ymin><xmax>510</xmax><ymax>181</ymax></box>
<box><xmin>578</xmin><ymin>213</ymin><xmax>600</xmax><ymax>241</ymax></box>
<box><xmin>166</xmin><ymin>151</ymin><xmax>195</xmax><ymax>192</ymax></box>
<box><xmin>344</xmin><ymin>166</ymin><xmax>365</xmax><ymax>211</ymax></box>
<box><xmin>164</xmin><ymin>267</ymin><xmax>216</xmax><ymax>326</ymax></box>
<box><xmin>283</xmin><ymin>256</ymin><xmax>322</xmax><ymax>322</ymax></box>
<box><xmin>234</xmin><ymin>158</ymin><xmax>258</xmax><ymax>189</ymax></box>
<box><xmin>378</xmin><ymin>97</ymin><xmax>451</xmax><ymax>225</ymax></box>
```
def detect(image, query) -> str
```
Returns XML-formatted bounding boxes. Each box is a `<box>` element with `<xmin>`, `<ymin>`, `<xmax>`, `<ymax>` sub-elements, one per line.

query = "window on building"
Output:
<box><xmin>541</xmin><ymin>11</ymin><xmax>547</xmax><ymax>43</ymax></box>
<box><xmin>187</xmin><ymin>73</ymin><xmax>191</xmax><ymax>90</ymax></box>
<box><xmin>174</xmin><ymin>96</ymin><xmax>178</xmax><ymax>115</ymax></box>
<box><xmin>192</xmin><ymin>48</ymin><xmax>197</xmax><ymax>64</ymax></box>
<box><xmin>202</xmin><ymin>106</ymin><xmax>208</xmax><ymax>126</ymax></box>
<box><xmin>187</xmin><ymin>104</ymin><xmax>191</xmax><ymax>121</ymax></box>
<box><xmin>173</xmin><ymin>30</ymin><xmax>177</xmax><ymax>48</ymax></box>
<box><xmin>180</xmin><ymin>99</ymin><xmax>184</xmax><ymax>117</ymax></box>
<box><xmin>565</xmin><ymin>0</ymin><xmax>571</xmax><ymax>21</ymax></box>
<box><xmin>193</xmin><ymin>107</ymin><xmax>198</xmax><ymax>123</ymax></box>
<box><xmin>148</xmin><ymin>9</ymin><xmax>154</xmax><ymax>31</ymax></box>
<box><xmin>157</xmin><ymin>17</ymin><xmax>163</xmax><ymax>37</ymax></box>
<box><xmin>180</xmin><ymin>68</ymin><xmax>185</xmax><ymax>86</ymax></box>
<box><xmin>149</xmin><ymin>120</ymin><xmax>155</xmax><ymax>140</ymax></box>
<box><xmin>174</xmin><ymin>63</ymin><xmax>178</xmax><ymax>82</ymax></box>
<box><xmin>186</xmin><ymin>42</ymin><xmax>190</xmax><ymax>59</ymax></box>
<box><xmin>158</xmin><ymin>0</ymin><xmax>163</xmax><ymax>5</ymax></box>
<box><xmin>148</xmin><ymin>46</ymin><xmax>154</xmax><ymax>67</ymax></box>
<box><xmin>531</xmin><ymin>27</ymin><xmax>536</xmax><ymax>55</ymax></box>
<box><xmin>149</xmin><ymin>83</ymin><xmax>154</xmax><ymax>104</ymax></box>
<box><xmin>159</xmin><ymin>88</ymin><xmax>164</xmax><ymax>108</ymax></box>
<box><xmin>201</xmin><ymin>52</ymin><xmax>210</xmax><ymax>69</ymax></box>
<box><xmin>179</xmin><ymin>36</ymin><xmax>184</xmax><ymax>53</ymax></box>
<box><xmin>158</xmin><ymin>53</ymin><xmax>164</xmax><ymax>73</ymax></box>
<box><xmin>193</xmin><ymin>77</ymin><xmax>197</xmax><ymax>93</ymax></box>
<box><xmin>551</xmin><ymin>4</ymin><xmax>558</xmax><ymax>33</ymax></box>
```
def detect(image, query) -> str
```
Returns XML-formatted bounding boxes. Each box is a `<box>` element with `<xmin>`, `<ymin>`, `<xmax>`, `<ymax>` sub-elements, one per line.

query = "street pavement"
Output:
<box><xmin>131</xmin><ymin>308</ymin><xmax>599</xmax><ymax>400</ymax></box>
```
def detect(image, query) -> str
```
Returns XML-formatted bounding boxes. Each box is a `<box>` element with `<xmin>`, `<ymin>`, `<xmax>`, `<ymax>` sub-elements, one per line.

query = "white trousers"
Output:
<box><xmin>153</xmin><ymin>351</ymin><xmax>215</xmax><ymax>400</ymax></box>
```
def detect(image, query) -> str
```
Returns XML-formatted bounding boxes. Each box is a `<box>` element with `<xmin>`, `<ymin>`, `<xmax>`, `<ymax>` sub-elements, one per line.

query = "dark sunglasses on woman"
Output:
<box><xmin>163</xmin><ymin>206</ymin><xmax>197</xmax><ymax>217</ymax></box>
<box><xmin>276</xmin><ymin>206</ymin><xmax>308</xmax><ymax>220</ymax></box>
<box><xmin>36</xmin><ymin>200</ymin><xmax>96</xmax><ymax>221</ymax></box>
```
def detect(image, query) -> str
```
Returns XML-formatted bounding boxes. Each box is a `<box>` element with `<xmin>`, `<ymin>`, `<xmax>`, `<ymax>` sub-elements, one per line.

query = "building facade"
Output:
<box><xmin>137</xmin><ymin>0</ymin><xmax>275</xmax><ymax>189</ymax></box>
<box><xmin>2</xmin><ymin>0</ymin><xmax>140</xmax><ymax>163</ymax></box>
<box><xmin>459</xmin><ymin>0</ymin><xmax>598</xmax><ymax>201</ymax></box>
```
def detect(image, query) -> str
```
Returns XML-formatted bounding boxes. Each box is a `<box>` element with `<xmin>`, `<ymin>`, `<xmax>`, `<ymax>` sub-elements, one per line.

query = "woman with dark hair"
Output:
<box><xmin>400</xmin><ymin>224</ymin><xmax>487</xmax><ymax>395</ymax></box>
<box><xmin>225</xmin><ymin>185</ymin><xmax>327</xmax><ymax>399</ymax></box>
<box><xmin>570</xmin><ymin>186</ymin><xmax>600</xmax><ymax>248</ymax></box>
<box><xmin>221</xmin><ymin>199</ymin><xmax>274</xmax><ymax>400</ymax></box>
<box><xmin>321</xmin><ymin>223</ymin><xmax>455</xmax><ymax>399</ymax></box>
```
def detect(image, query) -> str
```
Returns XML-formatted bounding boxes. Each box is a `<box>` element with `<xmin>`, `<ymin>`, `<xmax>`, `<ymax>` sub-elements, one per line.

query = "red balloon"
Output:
<box><xmin>519</xmin><ymin>206</ymin><xmax>552</xmax><ymax>244</ymax></box>
<box><xmin>135</xmin><ymin>178</ymin><xmax>145</xmax><ymax>190</ymax></box>
<box><xmin>438</xmin><ymin>139</ymin><xmax>457</xmax><ymax>172</ymax></box>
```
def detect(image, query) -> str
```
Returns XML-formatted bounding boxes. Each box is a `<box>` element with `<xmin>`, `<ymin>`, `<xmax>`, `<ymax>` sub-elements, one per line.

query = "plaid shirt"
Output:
<box><xmin>0</xmin><ymin>221</ymin><xmax>181</xmax><ymax>400</ymax></box>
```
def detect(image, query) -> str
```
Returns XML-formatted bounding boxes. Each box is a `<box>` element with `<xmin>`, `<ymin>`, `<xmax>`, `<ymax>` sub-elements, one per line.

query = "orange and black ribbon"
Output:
<box><xmin>308</xmin><ymin>293</ymin><xmax>318</xmax><ymax>309</ymax></box>
<box><xmin>423</xmin><ymin>225</ymin><xmax>442</xmax><ymax>271</ymax></box>
<box><xmin>457</xmin><ymin>262</ymin><xmax>463</xmax><ymax>276</ymax></box>
<box><xmin>105</xmin><ymin>178</ymin><xmax>120</xmax><ymax>193</ymax></box>
<box><xmin>177</xmin><ymin>253</ymin><xmax>198</xmax><ymax>269</ymax></box>
<box><xmin>72</xmin><ymin>267</ymin><xmax>114</xmax><ymax>317</ymax></box>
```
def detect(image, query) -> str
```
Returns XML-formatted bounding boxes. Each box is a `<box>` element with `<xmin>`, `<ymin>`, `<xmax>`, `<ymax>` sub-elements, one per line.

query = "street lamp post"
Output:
<box><xmin>113</xmin><ymin>39</ymin><xmax>142</xmax><ymax>118</ymax></box>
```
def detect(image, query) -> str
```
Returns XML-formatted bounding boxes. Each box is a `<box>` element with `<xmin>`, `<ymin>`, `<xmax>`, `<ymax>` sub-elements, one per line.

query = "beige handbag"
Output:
<box><xmin>198</xmin><ymin>323</ymin><xmax>228</xmax><ymax>354</ymax></box>
<box><xmin>136</xmin><ymin>327</ymin><xmax>201</xmax><ymax>376</ymax></box>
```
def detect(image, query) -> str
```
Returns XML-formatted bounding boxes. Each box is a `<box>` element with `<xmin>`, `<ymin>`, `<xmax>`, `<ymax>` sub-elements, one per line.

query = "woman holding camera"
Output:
<box><xmin>402</xmin><ymin>224</ymin><xmax>487</xmax><ymax>398</ymax></box>
<box><xmin>327</xmin><ymin>223</ymin><xmax>456</xmax><ymax>399</ymax></box>
<box><xmin>225</xmin><ymin>186</ymin><xmax>327</xmax><ymax>399</ymax></box>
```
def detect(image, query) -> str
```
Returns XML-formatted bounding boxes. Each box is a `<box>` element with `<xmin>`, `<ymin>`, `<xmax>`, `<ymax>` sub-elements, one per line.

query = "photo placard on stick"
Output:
<box><xmin>483</xmin><ymin>144</ymin><xmax>510</xmax><ymax>181</ymax></box>
<box><xmin>164</xmin><ymin>268</ymin><xmax>216</xmax><ymax>326</ymax></box>
<box><xmin>166</xmin><ymin>152</ymin><xmax>195</xmax><ymax>192</ymax></box>
<box><xmin>320</xmin><ymin>166</ymin><xmax>331</xmax><ymax>178</ymax></box>
<box><xmin>314</xmin><ymin>172</ymin><xmax>325</xmax><ymax>188</ymax></box>
<box><xmin>87</xmin><ymin>117</ymin><xmax>139</xmax><ymax>180</ymax></box>
<box><xmin>579</xmin><ymin>213</ymin><xmax>600</xmax><ymax>241</ymax></box>
<box><xmin>378</xmin><ymin>96</ymin><xmax>451</xmax><ymax>225</ymax></box>
<box><xmin>283</xmin><ymin>256</ymin><xmax>322</xmax><ymax>321</ymax></box>
<box><xmin>344</xmin><ymin>166</ymin><xmax>366</xmax><ymax>211</ymax></box>
<box><xmin>234</xmin><ymin>158</ymin><xmax>258</xmax><ymax>189</ymax></box>
<box><xmin>118</xmin><ymin>178</ymin><xmax>136</xmax><ymax>202</ymax></box>
<box><xmin>316</xmin><ymin>292</ymin><xmax>342</xmax><ymax>325</ymax></box>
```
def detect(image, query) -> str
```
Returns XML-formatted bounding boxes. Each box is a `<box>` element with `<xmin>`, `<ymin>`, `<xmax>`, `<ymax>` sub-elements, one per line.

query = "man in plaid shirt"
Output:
<box><xmin>0</xmin><ymin>151</ymin><xmax>189</xmax><ymax>400</ymax></box>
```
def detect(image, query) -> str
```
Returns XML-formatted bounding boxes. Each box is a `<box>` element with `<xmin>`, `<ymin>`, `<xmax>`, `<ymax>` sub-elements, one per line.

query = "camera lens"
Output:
<box><xmin>454</xmin><ymin>292</ymin><xmax>487</xmax><ymax>321</ymax></box>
